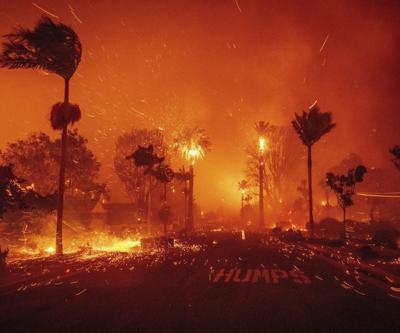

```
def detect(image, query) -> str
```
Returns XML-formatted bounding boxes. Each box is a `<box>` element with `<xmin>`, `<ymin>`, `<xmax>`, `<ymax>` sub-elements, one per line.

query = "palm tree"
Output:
<box><xmin>254</xmin><ymin>121</ymin><xmax>269</xmax><ymax>229</ymax></box>
<box><xmin>173</xmin><ymin>127</ymin><xmax>211</xmax><ymax>231</ymax></box>
<box><xmin>1</xmin><ymin>17</ymin><xmax>82</xmax><ymax>254</ymax></box>
<box><xmin>292</xmin><ymin>102</ymin><xmax>335</xmax><ymax>238</ymax></box>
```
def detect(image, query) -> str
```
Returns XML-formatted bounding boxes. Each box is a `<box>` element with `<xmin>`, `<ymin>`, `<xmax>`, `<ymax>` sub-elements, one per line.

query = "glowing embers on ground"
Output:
<box><xmin>11</xmin><ymin>231</ymin><xmax>143</xmax><ymax>259</ymax></box>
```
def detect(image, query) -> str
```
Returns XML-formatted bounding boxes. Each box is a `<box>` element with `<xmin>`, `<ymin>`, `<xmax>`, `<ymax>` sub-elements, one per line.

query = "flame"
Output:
<box><xmin>181</xmin><ymin>142</ymin><xmax>204</xmax><ymax>164</ymax></box>
<box><xmin>12</xmin><ymin>232</ymin><xmax>142</xmax><ymax>258</ymax></box>
<box><xmin>92</xmin><ymin>238</ymin><xmax>141</xmax><ymax>252</ymax></box>
<box><xmin>258</xmin><ymin>137</ymin><xmax>267</xmax><ymax>153</ymax></box>
<box><xmin>44</xmin><ymin>246</ymin><xmax>55</xmax><ymax>254</ymax></box>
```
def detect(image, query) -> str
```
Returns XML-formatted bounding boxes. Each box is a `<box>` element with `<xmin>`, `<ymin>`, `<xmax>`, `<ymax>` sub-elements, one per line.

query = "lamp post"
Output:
<box><xmin>258</xmin><ymin>136</ymin><xmax>266</xmax><ymax>229</ymax></box>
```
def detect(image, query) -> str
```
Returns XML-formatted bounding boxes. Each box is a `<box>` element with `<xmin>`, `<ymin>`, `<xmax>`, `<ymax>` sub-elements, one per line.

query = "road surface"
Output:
<box><xmin>0</xmin><ymin>232</ymin><xmax>399</xmax><ymax>332</ymax></box>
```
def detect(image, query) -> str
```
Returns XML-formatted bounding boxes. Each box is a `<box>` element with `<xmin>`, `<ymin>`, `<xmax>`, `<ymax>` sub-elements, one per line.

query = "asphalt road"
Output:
<box><xmin>0</xmin><ymin>232</ymin><xmax>399</xmax><ymax>333</ymax></box>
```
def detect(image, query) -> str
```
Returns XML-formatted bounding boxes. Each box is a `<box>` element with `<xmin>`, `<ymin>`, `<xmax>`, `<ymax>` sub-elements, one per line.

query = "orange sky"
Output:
<box><xmin>0</xmin><ymin>0</ymin><xmax>399</xmax><ymax>211</ymax></box>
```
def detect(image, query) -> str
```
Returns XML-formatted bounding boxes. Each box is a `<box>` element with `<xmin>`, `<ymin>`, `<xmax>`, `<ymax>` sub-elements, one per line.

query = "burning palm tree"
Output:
<box><xmin>292</xmin><ymin>102</ymin><xmax>335</xmax><ymax>238</ymax></box>
<box><xmin>254</xmin><ymin>121</ymin><xmax>269</xmax><ymax>229</ymax></box>
<box><xmin>173</xmin><ymin>127</ymin><xmax>210</xmax><ymax>231</ymax></box>
<box><xmin>1</xmin><ymin>16</ymin><xmax>82</xmax><ymax>254</ymax></box>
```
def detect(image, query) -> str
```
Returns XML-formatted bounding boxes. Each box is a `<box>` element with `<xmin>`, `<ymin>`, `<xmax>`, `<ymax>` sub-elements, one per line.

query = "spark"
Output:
<box><xmin>32</xmin><ymin>2</ymin><xmax>60</xmax><ymax>19</ymax></box>
<box><xmin>233</xmin><ymin>0</ymin><xmax>242</xmax><ymax>13</ymax></box>
<box><xmin>357</xmin><ymin>192</ymin><xmax>400</xmax><ymax>198</ymax></box>
<box><xmin>319</xmin><ymin>34</ymin><xmax>330</xmax><ymax>52</ymax></box>
<box><xmin>75</xmin><ymin>289</ymin><xmax>87</xmax><ymax>296</ymax></box>
<box><xmin>68</xmin><ymin>3</ymin><xmax>83</xmax><ymax>24</ymax></box>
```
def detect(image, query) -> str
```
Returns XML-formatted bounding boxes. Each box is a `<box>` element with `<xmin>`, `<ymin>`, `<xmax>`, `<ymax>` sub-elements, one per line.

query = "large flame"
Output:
<box><xmin>181</xmin><ymin>142</ymin><xmax>204</xmax><ymax>164</ymax></box>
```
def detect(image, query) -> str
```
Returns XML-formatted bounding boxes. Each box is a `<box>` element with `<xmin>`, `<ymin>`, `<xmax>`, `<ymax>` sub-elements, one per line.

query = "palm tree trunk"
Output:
<box><xmin>188</xmin><ymin>165</ymin><xmax>194</xmax><ymax>231</ymax></box>
<box><xmin>259</xmin><ymin>158</ymin><xmax>265</xmax><ymax>229</ymax></box>
<box><xmin>307</xmin><ymin>145</ymin><xmax>314</xmax><ymax>239</ymax></box>
<box><xmin>56</xmin><ymin>78</ymin><xmax>69</xmax><ymax>255</ymax></box>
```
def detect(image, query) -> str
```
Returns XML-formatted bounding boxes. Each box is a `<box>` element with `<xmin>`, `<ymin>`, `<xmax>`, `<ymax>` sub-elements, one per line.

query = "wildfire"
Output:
<box><xmin>181</xmin><ymin>142</ymin><xmax>204</xmax><ymax>164</ymax></box>
<box><xmin>10</xmin><ymin>232</ymin><xmax>143</xmax><ymax>259</ymax></box>
<box><xmin>44</xmin><ymin>246</ymin><xmax>55</xmax><ymax>254</ymax></box>
<box><xmin>92</xmin><ymin>238</ymin><xmax>141</xmax><ymax>253</ymax></box>
<box><xmin>258</xmin><ymin>137</ymin><xmax>267</xmax><ymax>154</ymax></box>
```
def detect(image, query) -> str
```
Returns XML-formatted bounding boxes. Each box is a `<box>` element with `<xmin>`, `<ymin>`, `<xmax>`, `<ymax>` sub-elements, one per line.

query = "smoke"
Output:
<box><xmin>0</xmin><ymin>0</ymin><xmax>399</xmax><ymax>210</ymax></box>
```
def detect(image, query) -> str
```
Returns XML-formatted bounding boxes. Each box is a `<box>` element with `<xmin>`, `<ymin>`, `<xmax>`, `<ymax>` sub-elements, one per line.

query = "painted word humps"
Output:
<box><xmin>213</xmin><ymin>268</ymin><xmax>312</xmax><ymax>284</ymax></box>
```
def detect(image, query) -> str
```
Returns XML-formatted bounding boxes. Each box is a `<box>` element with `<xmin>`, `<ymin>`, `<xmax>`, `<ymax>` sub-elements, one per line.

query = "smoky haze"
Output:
<box><xmin>0</xmin><ymin>0</ymin><xmax>399</xmax><ymax>212</ymax></box>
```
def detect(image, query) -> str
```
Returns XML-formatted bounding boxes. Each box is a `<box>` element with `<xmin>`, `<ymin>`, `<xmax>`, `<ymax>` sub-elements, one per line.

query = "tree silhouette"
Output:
<box><xmin>0</xmin><ymin>165</ymin><xmax>26</xmax><ymax>218</ymax></box>
<box><xmin>127</xmin><ymin>145</ymin><xmax>165</xmax><ymax>174</ymax></box>
<box><xmin>326</xmin><ymin>165</ymin><xmax>367</xmax><ymax>241</ymax></box>
<box><xmin>292</xmin><ymin>102</ymin><xmax>336</xmax><ymax>238</ymax></box>
<box><xmin>1</xmin><ymin>16</ymin><xmax>82</xmax><ymax>255</ymax></box>
<box><xmin>0</xmin><ymin>131</ymin><xmax>104</xmax><ymax>214</ymax></box>
<box><xmin>114</xmin><ymin>128</ymin><xmax>167</xmax><ymax>211</ymax></box>
<box><xmin>389</xmin><ymin>145</ymin><xmax>400</xmax><ymax>170</ymax></box>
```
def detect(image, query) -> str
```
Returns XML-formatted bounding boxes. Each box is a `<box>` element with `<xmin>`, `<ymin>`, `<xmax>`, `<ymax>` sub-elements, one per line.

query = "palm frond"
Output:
<box><xmin>292</xmin><ymin>103</ymin><xmax>336</xmax><ymax>146</ymax></box>
<box><xmin>254</xmin><ymin>121</ymin><xmax>269</xmax><ymax>136</ymax></box>
<box><xmin>1</xmin><ymin>16</ymin><xmax>82</xmax><ymax>79</ymax></box>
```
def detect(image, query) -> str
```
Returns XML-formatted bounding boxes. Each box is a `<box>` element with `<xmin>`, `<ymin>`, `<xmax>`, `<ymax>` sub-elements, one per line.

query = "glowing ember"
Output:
<box><xmin>44</xmin><ymin>246</ymin><xmax>55</xmax><ymax>254</ymax></box>
<box><xmin>92</xmin><ymin>238</ymin><xmax>141</xmax><ymax>253</ymax></box>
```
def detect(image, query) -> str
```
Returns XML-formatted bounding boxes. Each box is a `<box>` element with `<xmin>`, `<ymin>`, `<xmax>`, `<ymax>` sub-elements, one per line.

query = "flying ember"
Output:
<box><xmin>0</xmin><ymin>1</ymin><xmax>400</xmax><ymax>332</ymax></box>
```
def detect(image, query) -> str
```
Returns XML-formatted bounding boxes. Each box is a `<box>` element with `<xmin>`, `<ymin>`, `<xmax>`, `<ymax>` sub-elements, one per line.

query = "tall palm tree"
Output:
<box><xmin>173</xmin><ymin>127</ymin><xmax>211</xmax><ymax>231</ymax></box>
<box><xmin>1</xmin><ymin>16</ymin><xmax>82</xmax><ymax>254</ymax></box>
<box><xmin>254</xmin><ymin>121</ymin><xmax>269</xmax><ymax>229</ymax></box>
<box><xmin>292</xmin><ymin>102</ymin><xmax>335</xmax><ymax>238</ymax></box>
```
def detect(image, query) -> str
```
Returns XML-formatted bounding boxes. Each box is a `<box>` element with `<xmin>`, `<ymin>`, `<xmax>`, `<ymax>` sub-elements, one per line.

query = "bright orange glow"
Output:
<box><xmin>14</xmin><ymin>232</ymin><xmax>142</xmax><ymax>258</ymax></box>
<box><xmin>44</xmin><ymin>246</ymin><xmax>55</xmax><ymax>254</ymax></box>
<box><xmin>181</xmin><ymin>142</ymin><xmax>204</xmax><ymax>165</ymax></box>
<box><xmin>0</xmin><ymin>1</ymin><xmax>399</xmax><ymax>214</ymax></box>
<box><xmin>258</xmin><ymin>137</ymin><xmax>267</xmax><ymax>154</ymax></box>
